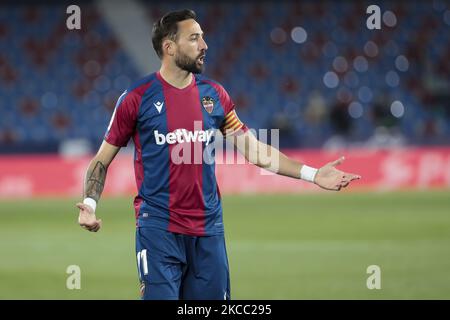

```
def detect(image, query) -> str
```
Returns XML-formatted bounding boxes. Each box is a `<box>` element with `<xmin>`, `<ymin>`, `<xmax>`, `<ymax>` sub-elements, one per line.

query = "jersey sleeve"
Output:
<box><xmin>213</xmin><ymin>84</ymin><xmax>248</xmax><ymax>137</ymax></box>
<box><xmin>104</xmin><ymin>90</ymin><xmax>140</xmax><ymax>147</ymax></box>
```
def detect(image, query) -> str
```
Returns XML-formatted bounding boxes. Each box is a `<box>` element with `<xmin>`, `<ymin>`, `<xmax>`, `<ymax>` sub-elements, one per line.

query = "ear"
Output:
<box><xmin>163</xmin><ymin>39</ymin><xmax>175</xmax><ymax>57</ymax></box>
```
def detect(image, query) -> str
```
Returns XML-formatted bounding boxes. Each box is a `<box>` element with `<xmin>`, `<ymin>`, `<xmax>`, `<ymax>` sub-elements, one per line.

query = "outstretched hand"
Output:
<box><xmin>314</xmin><ymin>156</ymin><xmax>361</xmax><ymax>191</ymax></box>
<box><xmin>76</xmin><ymin>202</ymin><xmax>102</xmax><ymax>232</ymax></box>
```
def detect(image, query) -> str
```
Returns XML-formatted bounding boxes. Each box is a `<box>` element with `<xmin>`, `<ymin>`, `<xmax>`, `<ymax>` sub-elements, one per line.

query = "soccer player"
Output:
<box><xmin>76</xmin><ymin>9</ymin><xmax>360</xmax><ymax>300</ymax></box>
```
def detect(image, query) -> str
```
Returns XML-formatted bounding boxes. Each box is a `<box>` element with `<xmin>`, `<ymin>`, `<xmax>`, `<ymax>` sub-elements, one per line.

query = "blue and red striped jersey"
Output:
<box><xmin>105</xmin><ymin>72</ymin><xmax>247</xmax><ymax>236</ymax></box>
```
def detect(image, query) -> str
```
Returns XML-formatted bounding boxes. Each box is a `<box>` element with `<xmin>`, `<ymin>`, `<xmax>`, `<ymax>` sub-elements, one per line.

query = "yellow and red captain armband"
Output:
<box><xmin>220</xmin><ymin>110</ymin><xmax>247</xmax><ymax>137</ymax></box>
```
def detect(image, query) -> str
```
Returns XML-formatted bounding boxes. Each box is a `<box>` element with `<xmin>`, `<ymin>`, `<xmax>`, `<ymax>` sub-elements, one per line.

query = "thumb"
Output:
<box><xmin>329</xmin><ymin>156</ymin><xmax>345</xmax><ymax>167</ymax></box>
<box><xmin>77</xmin><ymin>202</ymin><xmax>94</xmax><ymax>213</ymax></box>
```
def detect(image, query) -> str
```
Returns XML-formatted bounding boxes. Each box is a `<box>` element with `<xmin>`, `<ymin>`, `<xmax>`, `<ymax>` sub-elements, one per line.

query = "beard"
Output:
<box><xmin>174</xmin><ymin>50</ymin><xmax>205</xmax><ymax>74</ymax></box>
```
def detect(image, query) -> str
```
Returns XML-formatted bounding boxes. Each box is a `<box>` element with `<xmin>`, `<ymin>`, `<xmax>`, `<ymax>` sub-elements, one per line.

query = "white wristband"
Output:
<box><xmin>300</xmin><ymin>165</ymin><xmax>318</xmax><ymax>183</ymax></box>
<box><xmin>83</xmin><ymin>197</ymin><xmax>97</xmax><ymax>212</ymax></box>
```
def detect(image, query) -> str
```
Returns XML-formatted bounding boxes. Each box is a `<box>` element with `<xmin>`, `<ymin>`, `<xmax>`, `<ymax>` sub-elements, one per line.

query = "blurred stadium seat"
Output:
<box><xmin>0</xmin><ymin>0</ymin><xmax>449</xmax><ymax>153</ymax></box>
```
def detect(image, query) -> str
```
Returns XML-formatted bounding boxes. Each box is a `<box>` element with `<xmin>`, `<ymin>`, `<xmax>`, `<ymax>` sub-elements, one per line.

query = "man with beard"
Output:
<box><xmin>76</xmin><ymin>9</ymin><xmax>360</xmax><ymax>300</ymax></box>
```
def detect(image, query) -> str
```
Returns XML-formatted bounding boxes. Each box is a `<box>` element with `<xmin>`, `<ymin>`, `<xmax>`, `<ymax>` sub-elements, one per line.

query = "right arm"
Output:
<box><xmin>76</xmin><ymin>141</ymin><xmax>121</xmax><ymax>232</ymax></box>
<box><xmin>76</xmin><ymin>87</ymin><xmax>140</xmax><ymax>232</ymax></box>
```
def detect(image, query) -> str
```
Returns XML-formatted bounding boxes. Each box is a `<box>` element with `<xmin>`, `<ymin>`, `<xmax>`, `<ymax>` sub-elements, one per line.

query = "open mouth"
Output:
<box><xmin>197</xmin><ymin>55</ymin><xmax>205</xmax><ymax>65</ymax></box>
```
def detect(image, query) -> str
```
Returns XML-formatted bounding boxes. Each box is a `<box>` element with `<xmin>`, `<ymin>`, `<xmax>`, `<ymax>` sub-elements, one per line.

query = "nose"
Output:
<box><xmin>200</xmin><ymin>37</ymin><xmax>208</xmax><ymax>51</ymax></box>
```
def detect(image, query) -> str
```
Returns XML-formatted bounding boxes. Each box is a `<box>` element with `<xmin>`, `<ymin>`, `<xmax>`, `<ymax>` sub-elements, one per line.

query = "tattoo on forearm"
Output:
<box><xmin>84</xmin><ymin>161</ymin><xmax>107</xmax><ymax>201</ymax></box>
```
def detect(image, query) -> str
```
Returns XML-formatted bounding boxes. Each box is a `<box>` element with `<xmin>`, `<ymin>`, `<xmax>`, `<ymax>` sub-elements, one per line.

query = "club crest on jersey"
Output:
<box><xmin>201</xmin><ymin>96</ymin><xmax>214</xmax><ymax>113</ymax></box>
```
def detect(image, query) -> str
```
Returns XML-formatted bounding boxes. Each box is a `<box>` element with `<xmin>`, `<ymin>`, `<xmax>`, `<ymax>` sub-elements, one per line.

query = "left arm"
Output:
<box><xmin>231</xmin><ymin>130</ymin><xmax>361</xmax><ymax>191</ymax></box>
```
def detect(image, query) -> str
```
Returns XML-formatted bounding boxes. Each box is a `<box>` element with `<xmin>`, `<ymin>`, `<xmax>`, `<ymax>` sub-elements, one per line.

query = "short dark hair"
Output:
<box><xmin>152</xmin><ymin>9</ymin><xmax>197</xmax><ymax>59</ymax></box>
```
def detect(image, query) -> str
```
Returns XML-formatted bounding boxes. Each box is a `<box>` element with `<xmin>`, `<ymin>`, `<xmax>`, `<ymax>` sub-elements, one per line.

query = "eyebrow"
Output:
<box><xmin>189</xmin><ymin>32</ymin><xmax>204</xmax><ymax>37</ymax></box>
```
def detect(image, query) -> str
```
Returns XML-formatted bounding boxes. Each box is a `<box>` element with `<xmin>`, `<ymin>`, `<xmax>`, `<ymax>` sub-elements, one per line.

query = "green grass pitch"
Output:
<box><xmin>0</xmin><ymin>190</ymin><xmax>449</xmax><ymax>299</ymax></box>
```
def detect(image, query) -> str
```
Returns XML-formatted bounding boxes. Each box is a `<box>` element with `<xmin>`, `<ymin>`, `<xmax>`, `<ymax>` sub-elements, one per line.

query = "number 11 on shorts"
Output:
<box><xmin>137</xmin><ymin>249</ymin><xmax>148</xmax><ymax>278</ymax></box>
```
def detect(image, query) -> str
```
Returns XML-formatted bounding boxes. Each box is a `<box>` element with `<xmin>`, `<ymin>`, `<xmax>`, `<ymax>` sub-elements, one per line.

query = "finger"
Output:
<box><xmin>86</xmin><ymin>223</ymin><xmax>98</xmax><ymax>232</ymax></box>
<box><xmin>80</xmin><ymin>221</ymin><xmax>95</xmax><ymax>229</ymax></box>
<box><xmin>341</xmin><ymin>181</ymin><xmax>350</xmax><ymax>188</ymax></box>
<box><xmin>76</xmin><ymin>203</ymin><xmax>86</xmax><ymax>210</ymax></box>
<box><xmin>89</xmin><ymin>220</ymin><xmax>102</xmax><ymax>232</ymax></box>
<box><xmin>94</xmin><ymin>220</ymin><xmax>102</xmax><ymax>231</ymax></box>
<box><xmin>329</xmin><ymin>156</ymin><xmax>345</xmax><ymax>167</ymax></box>
<box><xmin>342</xmin><ymin>173</ymin><xmax>361</xmax><ymax>181</ymax></box>
<box><xmin>79</xmin><ymin>221</ymin><xmax>91</xmax><ymax>228</ymax></box>
<box><xmin>347</xmin><ymin>173</ymin><xmax>361</xmax><ymax>180</ymax></box>
<box><xmin>339</xmin><ymin>178</ymin><xmax>356</xmax><ymax>188</ymax></box>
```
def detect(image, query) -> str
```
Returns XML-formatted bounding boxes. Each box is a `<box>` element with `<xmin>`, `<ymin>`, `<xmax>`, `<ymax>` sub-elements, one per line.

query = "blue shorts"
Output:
<box><xmin>135</xmin><ymin>227</ymin><xmax>231</xmax><ymax>300</ymax></box>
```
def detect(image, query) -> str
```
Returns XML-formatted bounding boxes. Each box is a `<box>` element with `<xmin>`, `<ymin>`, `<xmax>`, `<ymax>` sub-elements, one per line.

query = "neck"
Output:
<box><xmin>159</xmin><ymin>62</ymin><xmax>192</xmax><ymax>89</ymax></box>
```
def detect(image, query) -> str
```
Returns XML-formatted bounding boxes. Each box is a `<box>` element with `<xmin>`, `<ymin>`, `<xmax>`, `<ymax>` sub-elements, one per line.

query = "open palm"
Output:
<box><xmin>314</xmin><ymin>157</ymin><xmax>361</xmax><ymax>191</ymax></box>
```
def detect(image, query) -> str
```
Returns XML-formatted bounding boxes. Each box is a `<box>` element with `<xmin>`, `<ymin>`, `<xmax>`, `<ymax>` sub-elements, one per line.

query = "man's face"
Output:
<box><xmin>173</xmin><ymin>19</ymin><xmax>208</xmax><ymax>74</ymax></box>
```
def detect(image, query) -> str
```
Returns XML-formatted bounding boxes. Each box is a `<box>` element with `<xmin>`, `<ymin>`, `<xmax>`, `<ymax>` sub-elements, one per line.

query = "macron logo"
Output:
<box><xmin>154</xmin><ymin>129</ymin><xmax>214</xmax><ymax>146</ymax></box>
<box><xmin>154</xmin><ymin>101</ymin><xmax>164</xmax><ymax>113</ymax></box>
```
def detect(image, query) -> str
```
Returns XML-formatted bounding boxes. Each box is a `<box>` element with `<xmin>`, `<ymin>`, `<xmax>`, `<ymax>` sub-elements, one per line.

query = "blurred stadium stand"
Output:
<box><xmin>0</xmin><ymin>0</ymin><xmax>449</xmax><ymax>154</ymax></box>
